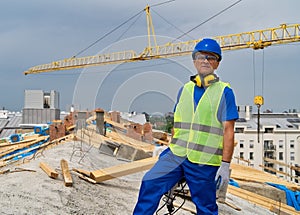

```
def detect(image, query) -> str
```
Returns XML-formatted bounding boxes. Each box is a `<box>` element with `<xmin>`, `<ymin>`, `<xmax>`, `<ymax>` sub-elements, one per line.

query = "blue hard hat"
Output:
<box><xmin>192</xmin><ymin>38</ymin><xmax>222</xmax><ymax>61</ymax></box>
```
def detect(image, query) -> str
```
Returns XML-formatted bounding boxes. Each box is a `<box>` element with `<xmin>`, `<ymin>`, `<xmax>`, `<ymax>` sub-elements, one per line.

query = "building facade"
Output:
<box><xmin>234</xmin><ymin>105</ymin><xmax>300</xmax><ymax>184</ymax></box>
<box><xmin>22</xmin><ymin>90</ymin><xmax>60</xmax><ymax>124</ymax></box>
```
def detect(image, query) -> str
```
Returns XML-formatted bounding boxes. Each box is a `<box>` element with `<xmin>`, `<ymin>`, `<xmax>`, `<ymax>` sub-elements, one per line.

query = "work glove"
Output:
<box><xmin>215</xmin><ymin>161</ymin><xmax>230</xmax><ymax>190</ymax></box>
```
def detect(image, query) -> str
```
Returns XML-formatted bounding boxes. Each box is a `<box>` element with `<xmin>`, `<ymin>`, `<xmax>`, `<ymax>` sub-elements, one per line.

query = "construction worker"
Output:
<box><xmin>133</xmin><ymin>38</ymin><xmax>239</xmax><ymax>215</ymax></box>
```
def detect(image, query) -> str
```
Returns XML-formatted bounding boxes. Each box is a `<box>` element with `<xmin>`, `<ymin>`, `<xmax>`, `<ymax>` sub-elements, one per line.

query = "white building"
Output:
<box><xmin>22</xmin><ymin>90</ymin><xmax>60</xmax><ymax>124</ymax></box>
<box><xmin>234</xmin><ymin>105</ymin><xmax>300</xmax><ymax>184</ymax></box>
<box><xmin>0</xmin><ymin>110</ymin><xmax>8</xmax><ymax>119</ymax></box>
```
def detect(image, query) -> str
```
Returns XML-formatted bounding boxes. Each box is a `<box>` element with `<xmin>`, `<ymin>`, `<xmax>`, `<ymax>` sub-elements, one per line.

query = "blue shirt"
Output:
<box><xmin>174</xmin><ymin>83</ymin><xmax>239</xmax><ymax>122</ymax></box>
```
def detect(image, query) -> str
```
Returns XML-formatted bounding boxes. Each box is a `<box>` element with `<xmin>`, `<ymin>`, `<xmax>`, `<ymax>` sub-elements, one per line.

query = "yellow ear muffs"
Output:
<box><xmin>194</xmin><ymin>75</ymin><xmax>202</xmax><ymax>87</ymax></box>
<box><xmin>194</xmin><ymin>74</ymin><xmax>219</xmax><ymax>87</ymax></box>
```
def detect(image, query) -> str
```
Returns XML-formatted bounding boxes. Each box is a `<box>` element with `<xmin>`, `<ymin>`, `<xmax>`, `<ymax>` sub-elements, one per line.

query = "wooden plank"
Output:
<box><xmin>104</xmin><ymin>117</ymin><xmax>126</xmax><ymax>130</ymax></box>
<box><xmin>78</xmin><ymin>126</ymin><xmax>154</xmax><ymax>152</ymax></box>
<box><xmin>153</xmin><ymin>138</ymin><xmax>169</xmax><ymax>146</ymax></box>
<box><xmin>0</xmin><ymin>135</ymin><xmax>41</xmax><ymax>148</ymax></box>
<box><xmin>72</xmin><ymin>168</ymin><xmax>91</xmax><ymax>177</ymax></box>
<box><xmin>223</xmin><ymin>201</ymin><xmax>241</xmax><ymax>211</ymax></box>
<box><xmin>228</xmin><ymin>186</ymin><xmax>299</xmax><ymax>215</ymax></box>
<box><xmin>230</xmin><ymin>163</ymin><xmax>300</xmax><ymax>191</ymax></box>
<box><xmin>270</xmin><ymin>205</ymin><xmax>293</xmax><ymax>215</ymax></box>
<box><xmin>0</xmin><ymin>136</ymin><xmax>48</xmax><ymax>158</ymax></box>
<box><xmin>90</xmin><ymin>156</ymin><xmax>158</xmax><ymax>183</ymax></box>
<box><xmin>234</xmin><ymin>156</ymin><xmax>251</xmax><ymax>163</ymax></box>
<box><xmin>258</xmin><ymin>165</ymin><xmax>299</xmax><ymax>180</ymax></box>
<box><xmin>39</xmin><ymin>162</ymin><xmax>59</xmax><ymax>179</ymax></box>
<box><xmin>0</xmin><ymin>137</ymin><xmax>49</xmax><ymax>162</ymax></box>
<box><xmin>60</xmin><ymin>159</ymin><xmax>73</xmax><ymax>187</ymax></box>
<box><xmin>73</xmin><ymin>171</ymin><xmax>97</xmax><ymax>184</ymax></box>
<box><xmin>264</xmin><ymin>157</ymin><xmax>300</xmax><ymax>172</ymax></box>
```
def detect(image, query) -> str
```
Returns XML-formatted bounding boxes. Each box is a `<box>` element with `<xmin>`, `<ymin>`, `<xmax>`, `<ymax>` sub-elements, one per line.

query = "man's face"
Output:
<box><xmin>193</xmin><ymin>52</ymin><xmax>219</xmax><ymax>76</ymax></box>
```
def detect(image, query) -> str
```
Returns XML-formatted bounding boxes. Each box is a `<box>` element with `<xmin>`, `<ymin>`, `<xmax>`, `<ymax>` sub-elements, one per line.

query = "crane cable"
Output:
<box><xmin>72</xmin><ymin>10</ymin><xmax>145</xmax><ymax>58</ymax></box>
<box><xmin>253</xmin><ymin>50</ymin><xmax>265</xmax><ymax>97</ymax></box>
<box><xmin>113</xmin><ymin>12</ymin><xmax>144</xmax><ymax>43</ymax></box>
<box><xmin>72</xmin><ymin>0</ymin><xmax>175</xmax><ymax>58</ymax></box>
<box><xmin>173</xmin><ymin>0</ymin><xmax>242</xmax><ymax>42</ymax></box>
<box><xmin>253</xmin><ymin>49</ymin><xmax>265</xmax><ymax>143</ymax></box>
<box><xmin>152</xmin><ymin>9</ymin><xmax>194</xmax><ymax>40</ymax></box>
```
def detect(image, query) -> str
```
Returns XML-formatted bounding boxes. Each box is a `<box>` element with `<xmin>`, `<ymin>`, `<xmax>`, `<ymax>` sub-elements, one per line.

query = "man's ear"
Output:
<box><xmin>212</xmin><ymin>61</ymin><xmax>219</xmax><ymax>70</ymax></box>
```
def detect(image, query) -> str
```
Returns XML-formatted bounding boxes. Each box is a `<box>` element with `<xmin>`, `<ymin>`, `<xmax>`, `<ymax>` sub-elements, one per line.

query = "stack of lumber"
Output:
<box><xmin>0</xmin><ymin>135</ymin><xmax>49</xmax><ymax>167</ymax></box>
<box><xmin>0</xmin><ymin>133</ymin><xmax>74</xmax><ymax>168</ymax></box>
<box><xmin>231</xmin><ymin>163</ymin><xmax>299</xmax><ymax>190</ymax></box>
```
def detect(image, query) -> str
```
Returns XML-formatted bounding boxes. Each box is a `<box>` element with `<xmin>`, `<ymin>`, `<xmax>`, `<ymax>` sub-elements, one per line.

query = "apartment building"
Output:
<box><xmin>233</xmin><ymin>105</ymin><xmax>300</xmax><ymax>184</ymax></box>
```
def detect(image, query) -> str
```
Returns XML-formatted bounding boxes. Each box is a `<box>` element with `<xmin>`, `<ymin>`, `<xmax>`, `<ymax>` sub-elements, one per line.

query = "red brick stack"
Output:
<box><xmin>143</xmin><ymin>122</ymin><xmax>153</xmax><ymax>143</ymax></box>
<box><xmin>63</xmin><ymin>112</ymin><xmax>75</xmax><ymax>129</ymax></box>
<box><xmin>49</xmin><ymin>120</ymin><xmax>66</xmax><ymax>141</ymax></box>
<box><xmin>126</xmin><ymin>123</ymin><xmax>143</xmax><ymax>141</ymax></box>
<box><xmin>126</xmin><ymin>122</ymin><xmax>153</xmax><ymax>143</ymax></box>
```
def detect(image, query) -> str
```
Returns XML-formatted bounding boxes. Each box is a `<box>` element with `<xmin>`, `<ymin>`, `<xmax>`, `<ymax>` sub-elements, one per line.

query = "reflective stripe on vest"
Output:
<box><xmin>173</xmin><ymin>122</ymin><xmax>223</xmax><ymax>136</ymax></box>
<box><xmin>169</xmin><ymin>81</ymin><xmax>228</xmax><ymax>166</ymax></box>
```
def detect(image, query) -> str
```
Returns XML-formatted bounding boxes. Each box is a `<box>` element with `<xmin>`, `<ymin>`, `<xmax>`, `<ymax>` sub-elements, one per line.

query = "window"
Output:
<box><xmin>264</xmin><ymin>140</ymin><xmax>275</xmax><ymax>150</ymax></box>
<box><xmin>249</xmin><ymin>143</ymin><xmax>254</xmax><ymax>148</ymax></box>
<box><xmin>279</xmin><ymin>152</ymin><xmax>283</xmax><ymax>160</ymax></box>
<box><xmin>240</xmin><ymin>152</ymin><xmax>244</xmax><ymax>159</ymax></box>
<box><xmin>240</xmin><ymin>140</ymin><xmax>244</xmax><ymax>148</ymax></box>
<box><xmin>279</xmin><ymin>167</ymin><xmax>283</xmax><ymax>172</ymax></box>
<box><xmin>43</xmin><ymin>94</ymin><xmax>50</xmax><ymax>109</ymax></box>
<box><xmin>279</xmin><ymin>140</ymin><xmax>284</xmax><ymax>149</ymax></box>
<box><xmin>249</xmin><ymin>152</ymin><xmax>254</xmax><ymax>160</ymax></box>
<box><xmin>290</xmin><ymin>152</ymin><xmax>295</xmax><ymax>161</ymax></box>
<box><xmin>264</xmin><ymin>128</ymin><xmax>274</xmax><ymax>133</ymax></box>
<box><xmin>290</xmin><ymin>140</ymin><xmax>295</xmax><ymax>149</ymax></box>
<box><xmin>235</xmin><ymin>127</ymin><xmax>244</xmax><ymax>133</ymax></box>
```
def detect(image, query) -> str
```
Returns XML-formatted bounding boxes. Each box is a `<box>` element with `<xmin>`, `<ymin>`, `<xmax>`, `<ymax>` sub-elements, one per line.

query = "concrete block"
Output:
<box><xmin>99</xmin><ymin>141</ymin><xmax>120</xmax><ymax>156</ymax></box>
<box><xmin>133</xmin><ymin>149</ymin><xmax>152</xmax><ymax>161</ymax></box>
<box><xmin>239</xmin><ymin>182</ymin><xmax>286</xmax><ymax>204</ymax></box>
<box><xmin>116</xmin><ymin>144</ymin><xmax>136</xmax><ymax>161</ymax></box>
<box><xmin>116</xmin><ymin>144</ymin><xmax>152</xmax><ymax>161</ymax></box>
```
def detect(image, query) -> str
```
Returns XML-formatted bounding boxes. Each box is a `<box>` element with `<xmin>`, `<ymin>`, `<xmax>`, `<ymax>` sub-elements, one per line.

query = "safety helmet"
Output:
<box><xmin>192</xmin><ymin>38</ymin><xmax>222</xmax><ymax>62</ymax></box>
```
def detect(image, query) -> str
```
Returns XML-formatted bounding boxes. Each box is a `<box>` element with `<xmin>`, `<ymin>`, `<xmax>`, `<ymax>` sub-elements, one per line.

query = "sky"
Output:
<box><xmin>0</xmin><ymin>0</ymin><xmax>299</xmax><ymax>116</ymax></box>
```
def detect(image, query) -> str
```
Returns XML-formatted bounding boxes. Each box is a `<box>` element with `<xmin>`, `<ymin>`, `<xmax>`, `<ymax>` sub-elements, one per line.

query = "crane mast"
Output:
<box><xmin>23</xmin><ymin>7</ymin><xmax>300</xmax><ymax>76</ymax></box>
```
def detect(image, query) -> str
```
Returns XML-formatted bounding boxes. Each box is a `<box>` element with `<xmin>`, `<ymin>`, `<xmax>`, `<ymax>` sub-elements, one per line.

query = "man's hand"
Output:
<box><xmin>215</xmin><ymin>161</ymin><xmax>230</xmax><ymax>189</ymax></box>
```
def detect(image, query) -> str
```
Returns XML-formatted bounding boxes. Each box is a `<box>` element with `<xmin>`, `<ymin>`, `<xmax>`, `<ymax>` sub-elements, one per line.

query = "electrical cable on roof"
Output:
<box><xmin>173</xmin><ymin>0</ymin><xmax>242</xmax><ymax>42</ymax></box>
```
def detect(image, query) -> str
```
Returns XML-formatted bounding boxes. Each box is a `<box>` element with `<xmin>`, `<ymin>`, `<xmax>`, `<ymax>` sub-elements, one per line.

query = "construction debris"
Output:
<box><xmin>60</xmin><ymin>159</ymin><xmax>73</xmax><ymax>187</ymax></box>
<box><xmin>39</xmin><ymin>162</ymin><xmax>59</xmax><ymax>179</ymax></box>
<box><xmin>0</xmin><ymin>109</ymin><xmax>298</xmax><ymax>214</ymax></box>
<box><xmin>90</xmin><ymin>156</ymin><xmax>158</xmax><ymax>183</ymax></box>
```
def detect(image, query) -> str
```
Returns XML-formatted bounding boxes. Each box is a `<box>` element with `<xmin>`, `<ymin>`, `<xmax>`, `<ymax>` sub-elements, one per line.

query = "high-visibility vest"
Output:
<box><xmin>169</xmin><ymin>81</ymin><xmax>228</xmax><ymax>166</ymax></box>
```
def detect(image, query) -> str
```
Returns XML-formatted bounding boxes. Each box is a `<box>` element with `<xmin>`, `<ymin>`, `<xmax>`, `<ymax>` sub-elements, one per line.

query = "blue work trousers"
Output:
<box><xmin>133</xmin><ymin>148</ymin><xmax>219</xmax><ymax>215</ymax></box>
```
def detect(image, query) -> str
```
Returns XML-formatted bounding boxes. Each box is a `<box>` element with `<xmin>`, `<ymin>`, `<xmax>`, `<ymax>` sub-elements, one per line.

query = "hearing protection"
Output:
<box><xmin>193</xmin><ymin>74</ymin><xmax>219</xmax><ymax>87</ymax></box>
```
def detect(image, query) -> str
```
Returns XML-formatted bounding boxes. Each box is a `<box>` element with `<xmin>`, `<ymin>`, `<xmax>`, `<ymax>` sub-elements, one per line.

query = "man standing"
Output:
<box><xmin>133</xmin><ymin>38</ymin><xmax>239</xmax><ymax>215</ymax></box>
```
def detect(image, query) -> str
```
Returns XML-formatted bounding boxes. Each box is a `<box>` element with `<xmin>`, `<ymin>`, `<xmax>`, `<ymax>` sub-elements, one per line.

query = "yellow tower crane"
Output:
<box><xmin>23</xmin><ymin>21</ymin><xmax>300</xmax><ymax>75</ymax></box>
